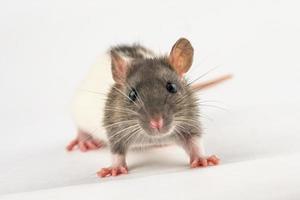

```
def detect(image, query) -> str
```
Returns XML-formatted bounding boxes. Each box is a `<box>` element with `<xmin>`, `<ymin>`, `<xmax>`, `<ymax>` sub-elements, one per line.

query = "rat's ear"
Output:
<box><xmin>168</xmin><ymin>38</ymin><xmax>194</xmax><ymax>77</ymax></box>
<box><xmin>110</xmin><ymin>51</ymin><xmax>128</xmax><ymax>84</ymax></box>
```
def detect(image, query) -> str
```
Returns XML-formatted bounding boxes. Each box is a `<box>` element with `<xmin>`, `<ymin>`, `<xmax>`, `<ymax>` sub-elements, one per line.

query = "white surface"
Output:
<box><xmin>1</xmin><ymin>0</ymin><xmax>300</xmax><ymax>199</ymax></box>
<box><xmin>1</xmin><ymin>105</ymin><xmax>300</xmax><ymax>196</ymax></box>
<box><xmin>2</xmin><ymin>154</ymin><xmax>300</xmax><ymax>200</ymax></box>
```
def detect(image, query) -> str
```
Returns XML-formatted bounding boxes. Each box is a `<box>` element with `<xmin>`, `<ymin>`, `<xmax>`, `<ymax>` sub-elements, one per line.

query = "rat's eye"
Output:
<box><xmin>166</xmin><ymin>82</ymin><xmax>177</xmax><ymax>93</ymax></box>
<box><xmin>128</xmin><ymin>88</ymin><xmax>138</xmax><ymax>102</ymax></box>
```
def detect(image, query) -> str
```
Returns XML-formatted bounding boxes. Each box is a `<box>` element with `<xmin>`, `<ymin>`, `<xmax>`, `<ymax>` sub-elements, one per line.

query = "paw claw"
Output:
<box><xmin>120</xmin><ymin>166</ymin><xmax>128</xmax><ymax>174</ymax></box>
<box><xmin>66</xmin><ymin>139</ymin><xmax>78</xmax><ymax>151</ymax></box>
<box><xmin>112</xmin><ymin>168</ymin><xmax>118</xmax><ymax>176</ymax></box>
<box><xmin>66</xmin><ymin>131</ymin><xmax>104</xmax><ymax>152</ymax></box>
<box><xmin>190</xmin><ymin>155</ymin><xmax>220</xmax><ymax>168</ymax></box>
<box><xmin>207</xmin><ymin>155</ymin><xmax>220</xmax><ymax>165</ymax></box>
<box><xmin>200</xmin><ymin>158</ymin><xmax>208</xmax><ymax>167</ymax></box>
<box><xmin>191</xmin><ymin>160</ymin><xmax>199</xmax><ymax>168</ymax></box>
<box><xmin>86</xmin><ymin>141</ymin><xmax>97</xmax><ymax>149</ymax></box>
<box><xmin>97</xmin><ymin>166</ymin><xmax>128</xmax><ymax>178</ymax></box>
<box><xmin>79</xmin><ymin>142</ymin><xmax>87</xmax><ymax>152</ymax></box>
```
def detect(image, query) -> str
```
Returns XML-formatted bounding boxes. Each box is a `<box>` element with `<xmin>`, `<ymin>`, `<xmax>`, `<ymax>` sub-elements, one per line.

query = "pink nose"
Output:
<box><xmin>149</xmin><ymin>117</ymin><xmax>163</xmax><ymax>130</ymax></box>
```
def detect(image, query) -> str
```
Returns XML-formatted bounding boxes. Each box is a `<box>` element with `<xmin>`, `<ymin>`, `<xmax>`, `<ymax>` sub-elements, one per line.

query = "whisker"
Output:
<box><xmin>175</xmin><ymin>92</ymin><xmax>191</xmax><ymax>104</ymax></box>
<box><xmin>173</xmin><ymin>123</ymin><xmax>193</xmax><ymax>138</ymax></box>
<box><xmin>185</xmin><ymin>54</ymin><xmax>211</xmax><ymax>76</ymax></box>
<box><xmin>174</xmin><ymin>119</ymin><xmax>201</xmax><ymax>131</ymax></box>
<box><xmin>108</xmin><ymin>124</ymin><xmax>140</xmax><ymax>139</ymax></box>
<box><xmin>124</xmin><ymin>81</ymin><xmax>151</xmax><ymax>119</ymax></box>
<box><xmin>124</xmin><ymin>128</ymin><xmax>142</xmax><ymax>145</ymax></box>
<box><xmin>174</xmin><ymin>117</ymin><xmax>200</xmax><ymax>124</ymax></box>
<box><xmin>175</xmin><ymin>124</ymin><xmax>193</xmax><ymax>138</ymax></box>
<box><xmin>112</xmin><ymin>126</ymin><xmax>141</xmax><ymax>145</ymax></box>
<box><xmin>187</xmin><ymin>65</ymin><xmax>221</xmax><ymax>86</ymax></box>
<box><xmin>173</xmin><ymin>127</ymin><xmax>186</xmax><ymax>141</ymax></box>
<box><xmin>198</xmin><ymin>103</ymin><xmax>228</xmax><ymax>111</ymax></box>
<box><xmin>78</xmin><ymin>89</ymin><xmax>107</xmax><ymax>96</ymax></box>
<box><xmin>112</xmin><ymin>86</ymin><xmax>140</xmax><ymax>108</ymax></box>
<box><xmin>104</xmin><ymin>108</ymin><xmax>139</xmax><ymax>115</ymax></box>
<box><xmin>104</xmin><ymin>119</ymin><xmax>139</xmax><ymax>128</ymax></box>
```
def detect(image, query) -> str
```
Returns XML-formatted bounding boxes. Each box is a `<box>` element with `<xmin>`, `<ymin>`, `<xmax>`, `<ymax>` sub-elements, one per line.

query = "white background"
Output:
<box><xmin>1</xmin><ymin>0</ymin><xmax>300</xmax><ymax>198</ymax></box>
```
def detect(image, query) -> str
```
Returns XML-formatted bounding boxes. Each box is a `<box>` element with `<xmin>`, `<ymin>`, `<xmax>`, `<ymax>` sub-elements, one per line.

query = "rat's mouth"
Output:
<box><xmin>138</xmin><ymin>115</ymin><xmax>175</xmax><ymax>137</ymax></box>
<box><xmin>143</xmin><ymin>122</ymin><xmax>175</xmax><ymax>137</ymax></box>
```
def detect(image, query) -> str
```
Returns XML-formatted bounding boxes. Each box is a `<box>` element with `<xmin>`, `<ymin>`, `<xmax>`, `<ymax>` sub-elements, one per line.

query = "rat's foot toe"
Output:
<box><xmin>190</xmin><ymin>155</ymin><xmax>220</xmax><ymax>168</ymax></box>
<box><xmin>207</xmin><ymin>155</ymin><xmax>220</xmax><ymax>166</ymax></box>
<box><xmin>97</xmin><ymin>166</ymin><xmax>128</xmax><ymax>178</ymax></box>
<box><xmin>66</xmin><ymin>131</ymin><xmax>104</xmax><ymax>152</ymax></box>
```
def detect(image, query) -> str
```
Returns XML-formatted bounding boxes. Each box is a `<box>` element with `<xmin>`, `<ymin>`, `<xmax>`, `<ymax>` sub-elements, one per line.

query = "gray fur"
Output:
<box><xmin>103</xmin><ymin>45</ymin><xmax>201</xmax><ymax>155</ymax></box>
<box><xmin>110</xmin><ymin>44</ymin><xmax>155</xmax><ymax>60</ymax></box>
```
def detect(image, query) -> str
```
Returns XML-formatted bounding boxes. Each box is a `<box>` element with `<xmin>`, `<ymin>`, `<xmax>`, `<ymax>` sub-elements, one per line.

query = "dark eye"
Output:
<box><xmin>128</xmin><ymin>88</ymin><xmax>138</xmax><ymax>101</ymax></box>
<box><xmin>166</xmin><ymin>82</ymin><xmax>177</xmax><ymax>93</ymax></box>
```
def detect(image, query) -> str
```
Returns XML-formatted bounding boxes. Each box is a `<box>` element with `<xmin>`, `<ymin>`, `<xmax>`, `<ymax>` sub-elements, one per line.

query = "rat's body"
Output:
<box><xmin>68</xmin><ymin>45</ymin><xmax>156</xmax><ymax>150</ymax></box>
<box><xmin>68</xmin><ymin>38</ymin><xmax>225</xmax><ymax>177</ymax></box>
<box><xmin>104</xmin><ymin>57</ymin><xmax>200</xmax><ymax>154</ymax></box>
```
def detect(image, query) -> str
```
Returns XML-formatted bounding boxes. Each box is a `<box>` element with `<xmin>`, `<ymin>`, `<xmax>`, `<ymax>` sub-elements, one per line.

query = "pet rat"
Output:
<box><xmin>67</xmin><ymin>38</ymin><xmax>231</xmax><ymax>177</ymax></box>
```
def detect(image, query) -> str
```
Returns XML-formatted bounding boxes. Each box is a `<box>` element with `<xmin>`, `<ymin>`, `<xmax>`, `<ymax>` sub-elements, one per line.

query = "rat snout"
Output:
<box><xmin>149</xmin><ymin>116</ymin><xmax>163</xmax><ymax>131</ymax></box>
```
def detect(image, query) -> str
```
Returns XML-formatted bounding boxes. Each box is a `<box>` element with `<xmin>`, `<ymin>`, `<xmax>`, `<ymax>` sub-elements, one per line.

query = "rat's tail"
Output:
<box><xmin>190</xmin><ymin>74</ymin><xmax>233</xmax><ymax>91</ymax></box>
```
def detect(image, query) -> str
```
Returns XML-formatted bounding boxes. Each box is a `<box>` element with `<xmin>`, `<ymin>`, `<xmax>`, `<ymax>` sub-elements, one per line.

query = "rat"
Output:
<box><xmin>67</xmin><ymin>38</ymin><xmax>231</xmax><ymax>177</ymax></box>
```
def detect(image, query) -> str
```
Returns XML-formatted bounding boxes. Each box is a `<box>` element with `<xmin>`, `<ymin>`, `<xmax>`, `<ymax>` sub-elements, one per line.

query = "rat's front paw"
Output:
<box><xmin>97</xmin><ymin>166</ymin><xmax>128</xmax><ymax>178</ymax></box>
<box><xmin>190</xmin><ymin>155</ymin><xmax>220</xmax><ymax>168</ymax></box>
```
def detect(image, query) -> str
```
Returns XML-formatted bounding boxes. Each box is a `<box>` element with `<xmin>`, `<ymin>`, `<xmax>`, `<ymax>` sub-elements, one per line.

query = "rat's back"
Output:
<box><xmin>71</xmin><ymin>53</ymin><xmax>113</xmax><ymax>141</ymax></box>
<box><xmin>71</xmin><ymin>45</ymin><xmax>155</xmax><ymax>141</ymax></box>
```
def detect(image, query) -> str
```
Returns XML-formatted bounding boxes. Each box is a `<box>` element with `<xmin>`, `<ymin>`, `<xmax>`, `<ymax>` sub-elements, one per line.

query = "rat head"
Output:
<box><xmin>110</xmin><ymin>38</ymin><xmax>197</xmax><ymax>138</ymax></box>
